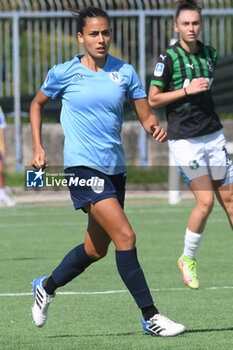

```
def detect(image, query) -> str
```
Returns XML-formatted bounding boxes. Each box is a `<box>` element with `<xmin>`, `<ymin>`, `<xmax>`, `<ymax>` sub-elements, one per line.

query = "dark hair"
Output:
<box><xmin>73</xmin><ymin>7</ymin><xmax>110</xmax><ymax>34</ymax></box>
<box><xmin>174</xmin><ymin>0</ymin><xmax>202</xmax><ymax>22</ymax></box>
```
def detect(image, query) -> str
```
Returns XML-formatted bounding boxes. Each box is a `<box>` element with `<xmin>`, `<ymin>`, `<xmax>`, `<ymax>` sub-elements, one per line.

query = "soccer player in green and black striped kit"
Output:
<box><xmin>149</xmin><ymin>0</ymin><xmax>233</xmax><ymax>289</ymax></box>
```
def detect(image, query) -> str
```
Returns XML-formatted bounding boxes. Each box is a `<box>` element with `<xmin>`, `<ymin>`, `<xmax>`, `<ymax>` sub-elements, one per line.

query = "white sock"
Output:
<box><xmin>0</xmin><ymin>188</ymin><xmax>6</xmax><ymax>197</ymax></box>
<box><xmin>183</xmin><ymin>228</ymin><xmax>203</xmax><ymax>259</ymax></box>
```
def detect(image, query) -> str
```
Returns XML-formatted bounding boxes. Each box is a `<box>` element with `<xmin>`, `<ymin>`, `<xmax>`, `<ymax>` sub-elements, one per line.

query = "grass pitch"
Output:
<box><xmin>0</xmin><ymin>198</ymin><xmax>232</xmax><ymax>350</ymax></box>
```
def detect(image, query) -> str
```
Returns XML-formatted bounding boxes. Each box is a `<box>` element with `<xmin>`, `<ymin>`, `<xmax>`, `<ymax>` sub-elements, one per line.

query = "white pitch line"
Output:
<box><xmin>1</xmin><ymin>285</ymin><xmax>233</xmax><ymax>297</ymax></box>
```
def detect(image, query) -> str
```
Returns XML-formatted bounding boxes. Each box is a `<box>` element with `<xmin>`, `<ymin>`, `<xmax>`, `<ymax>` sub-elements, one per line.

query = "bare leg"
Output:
<box><xmin>178</xmin><ymin>176</ymin><xmax>215</xmax><ymax>289</ymax></box>
<box><xmin>84</xmin><ymin>214</ymin><xmax>112</xmax><ymax>259</ymax></box>
<box><xmin>188</xmin><ymin>175</ymin><xmax>215</xmax><ymax>233</ymax></box>
<box><xmin>84</xmin><ymin>197</ymin><xmax>136</xmax><ymax>250</ymax></box>
<box><xmin>214</xmin><ymin>180</ymin><xmax>233</xmax><ymax>230</ymax></box>
<box><xmin>84</xmin><ymin>198</ymin><xmax>155</xmax><ymax>310</ymax></box>
<box><xmin>0</xmin><ymin>159</ymin><xmax>5</xmax><ymax>189</ymax></box>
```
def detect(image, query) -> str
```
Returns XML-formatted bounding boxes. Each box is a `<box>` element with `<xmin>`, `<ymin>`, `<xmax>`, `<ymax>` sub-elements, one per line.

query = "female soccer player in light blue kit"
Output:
<box><xmin>30</xmin><ymin>7</ymin><xmax>185</xmax><ymax>336</ymax></box>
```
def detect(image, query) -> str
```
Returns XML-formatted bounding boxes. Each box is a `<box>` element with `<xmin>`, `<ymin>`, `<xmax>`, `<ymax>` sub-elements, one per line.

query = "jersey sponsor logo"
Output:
<box><xmin>188</xmin><ymin>160</ymin><xmax>199</xmax><ymax>170</ymax></box>
<box><xmin>186</xmin><ymin>63</ymin><xmax>194</xmax><ymax>70</ymax></box>
<box><xmin>43</xmin><ymin>73</ymin><xmax>50</xmax><ymax>88</ymax></box>
<box><xmin>183</xmin><ymin>78</ymin><xmax>214</xmax><ymax>89</ymax></box>
<box><xmin>159</xmin><ymin>54</ymin><xmax>167</xmax><ymax>61</ymax></box>
<box><xmin>73</xmin><ymin>73</ymin><xmax>84</xmax><ymax>81</ymax></box>
<box><xmin>206</xmin><ymin>60</ymin><xmax>213</xmax><ymax>72</ymax></box>
<box><xmin>110</xmin><ymin>71</ymin><xmax>121</xmax><ymax>83</ymax></box>
<box><xmin>154</xmin><ymin>63</ymin><xmax>164</xmax><ymax>77</ymax></box>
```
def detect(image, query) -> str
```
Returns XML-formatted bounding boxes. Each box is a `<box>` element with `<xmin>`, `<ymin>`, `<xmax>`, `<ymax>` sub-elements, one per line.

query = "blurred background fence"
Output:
<box><xmin>0</xmin><ymin>0</ymin><xmax>232</xmax><ymax>171</ymax></box>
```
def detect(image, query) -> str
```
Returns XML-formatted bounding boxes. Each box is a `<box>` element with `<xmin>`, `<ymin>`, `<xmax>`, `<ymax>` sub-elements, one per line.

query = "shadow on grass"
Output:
<box><xmin>186</xmin><ymin>328</ymin><xmax>233</xmax><ymax>334</ymax></box>
<box><xmin>0</xmin><ymin>257</ymin><xmax>38</xmax><ymax>261</ymax></box>
<box><xmin>47</xmin><ymin>332</ymin><xmax>140</xmax><ymax>338</ymax></box>
<box><xmin>47</xmin><ymin>327</ymin><xmax>233</xmax><ymax>339</ymax></box>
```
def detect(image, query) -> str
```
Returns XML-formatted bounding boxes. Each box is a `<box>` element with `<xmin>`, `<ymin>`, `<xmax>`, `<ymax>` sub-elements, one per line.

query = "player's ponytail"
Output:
<box><xmin>174</xmin><ymin>0</ymin><xmax>202</xmax><ymax>22</ymax></box>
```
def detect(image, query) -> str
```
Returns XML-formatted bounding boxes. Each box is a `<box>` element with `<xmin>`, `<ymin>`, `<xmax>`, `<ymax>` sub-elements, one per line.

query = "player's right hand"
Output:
<box><xmin>31</xmin><ymin>147</ymin><xmax>47</xmax><ymax>170</ymax></box>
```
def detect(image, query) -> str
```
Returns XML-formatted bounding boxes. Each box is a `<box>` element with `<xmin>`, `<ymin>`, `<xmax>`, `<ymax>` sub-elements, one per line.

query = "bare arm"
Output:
<box><xmin>0</xmin><ymin>129</ymin><xmax>5</xmax><ymax>157</ymax></box>
<box><xmin>30</xmin><ymin>90</ymin><xmax>51</xmax><ymax>169</ymax></box>
<box><xmin>148</xmin><ymin>77</ymin><xmax>209</xmax><ymax>108</ymax></box>
<box><xmin>130</xmin><ymin>97</ymin><xmax>167</xmax><ymax>142</ymax></box>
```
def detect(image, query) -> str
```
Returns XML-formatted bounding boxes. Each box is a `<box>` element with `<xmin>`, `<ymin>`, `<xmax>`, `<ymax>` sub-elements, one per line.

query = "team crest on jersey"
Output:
<box><xmin>154</xmin><ymin>63</ymin><xmax>164</xmax><ymax>77</ymax></box>
<box><xmin>110</xmin><ymin>72</ymin><xmax>121</xmax><ymax>83</ymax></box>
<box><xmin>73</xmin><ymin>73</ymin><xmax>84</xmax><ymax>81</ymax></box>
<box><xmin>206</xmin><ymin>60</ymin><xmax>213</xmax><ymax>71</ymax></box>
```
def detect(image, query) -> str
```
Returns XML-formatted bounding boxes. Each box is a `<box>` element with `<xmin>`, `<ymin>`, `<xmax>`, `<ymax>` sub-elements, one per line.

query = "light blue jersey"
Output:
<box><xmin>0</xmin><ymin>106</ymin><xmax>6</xmax><ymax>129</ymax></box>
<box><xmin>41</xmin><ymin>54</ymin><xmax>146</xmax><ymax>174</ymax></box>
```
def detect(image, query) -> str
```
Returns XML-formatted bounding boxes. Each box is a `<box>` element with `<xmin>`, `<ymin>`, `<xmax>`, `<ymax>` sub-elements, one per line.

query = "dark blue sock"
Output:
<box><xmin>115</xmin><ymin>248</ymin><xmax>154</xmax><ymax>309</ymax></box>
<box><xmin>52</xmin><ymin>243</ymin><xmax>95</xmax><ymax>286</ymax></box>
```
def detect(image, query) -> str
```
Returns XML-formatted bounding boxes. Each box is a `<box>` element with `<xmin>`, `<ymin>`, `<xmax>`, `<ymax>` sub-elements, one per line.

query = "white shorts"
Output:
<box><xmin>168</xmin><ymin>130</ymin><xmax>233</xmax><ymax>186</ymax></box>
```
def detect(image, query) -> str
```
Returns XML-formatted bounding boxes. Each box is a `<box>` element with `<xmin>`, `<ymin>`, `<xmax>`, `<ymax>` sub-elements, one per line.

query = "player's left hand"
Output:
<box><xmin>150</xmin><ymin>124</ymin><xmax>167</xmax><ymax>142</ymax></box>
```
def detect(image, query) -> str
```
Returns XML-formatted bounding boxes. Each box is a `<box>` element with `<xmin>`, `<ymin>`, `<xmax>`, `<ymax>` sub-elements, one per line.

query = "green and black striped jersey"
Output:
<box><xmin>151</xmin><ymin>40</ymin><xmax>222</xmax><ymax>139</ymax></box>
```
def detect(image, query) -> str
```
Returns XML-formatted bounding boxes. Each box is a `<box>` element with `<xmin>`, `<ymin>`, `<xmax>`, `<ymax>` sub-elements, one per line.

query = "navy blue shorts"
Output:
<box><xmin>65</xmin><ymin>166</ymin><xmax>126</xmax><ymax>212</ymax></box>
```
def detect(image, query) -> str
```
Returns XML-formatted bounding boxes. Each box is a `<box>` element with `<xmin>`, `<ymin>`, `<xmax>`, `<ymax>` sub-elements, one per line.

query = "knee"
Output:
<box><xmin>223</xmin><ymin>193</ymin><xmax>233</xmax><ymax>216</ymax></box>
<box><xmin>197</xmin><ymin>196</ymin><xmax>214</xmax><ymax>217</ymax></box>
<box><xmin>115</xmin><ymin>229</ymin><xmax>136</xmax><ymax>250</ymax></box>
<box><xmin>85</xmin><ymin>244</ymin><xmax>109</xmax><ymax>261</ymax></box>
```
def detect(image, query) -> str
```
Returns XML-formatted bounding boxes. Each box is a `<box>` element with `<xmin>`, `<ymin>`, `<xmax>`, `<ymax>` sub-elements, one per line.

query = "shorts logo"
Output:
<box><xmin>154</xmin><ymin>63</ymin><xmax>164</xmax><ymax>77</ymax></box>
<box><xmin>73</xmin><ymin>73</ymin><xmax>84</xmax><ymax>81</ymax></box>
<box><xmin>223</xmin><ymin>146</ymin><xmax>232</xmax><ymax>166</ymax></box>
<box><xmin>189</xmin><ymin>160</ymin><xmax>199</xmax><ymax>170</ymax></box>
<box><xmin>91</xmin><ymin>177</ymin><xmax>105</xmax><ymax>194</ymax></box>
<box><xmin>26</xmin><ymin>169</ymin><xmax>44</xmax><ymax>187</ymax></box>
<box><xmin>110</xmin><ymin>72</ymin><xmax>121</xmax><ymax>83</ymax></box>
